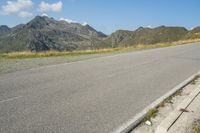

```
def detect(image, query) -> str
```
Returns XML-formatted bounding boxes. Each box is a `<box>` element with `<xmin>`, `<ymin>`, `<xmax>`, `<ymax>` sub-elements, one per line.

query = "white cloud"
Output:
<box><xmin>59</xmin><ymin>18</ymin><xmax>89</xmax><ymax>26</ymax></box>
<box><xmin>18</xmin><ymin>11</ymin><xmax>33</xmax><ymax>18</ymax></box>
<box><xmin>39</xmin><ymin>1</ymin><xmax>62</xmax><ymax>12</ymax></box>
<box><xmin>41</xmin><ymin>13</ymin><xmax>48</xmax><ymax>17</ymax></box>
<box><xmin>82</xmin><ymin>22</ymin><xmax>88</xmax><ymax>26</ymax></box>
<box><xmin>190</xmin><ymin>27</ymin><xmax>194</xmax><ymax>30</ymax></box>
<box><xmin>59</xmin><ymin>17</ymin><xmax>77</xmax><ymax>23</ymax></box>
<box><xmin>0</xmin><ymin>0</ymin><xmax>33</xmax><ymax>15</ymax></box>
<box><xmin>147</xmin><ymin>25</ymin><xmax>152</xmax><ymax>28</ymax></box>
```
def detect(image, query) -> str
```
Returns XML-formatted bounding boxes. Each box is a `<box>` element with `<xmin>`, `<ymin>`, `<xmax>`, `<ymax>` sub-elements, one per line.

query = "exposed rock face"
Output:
<box><xmin>0</xmin><ymin>16</ymin><xmax>107</xmax><ymax>52</ymax></box>
<box><xmin>189</xmin><ymin>27</ymin><xmax>200</xmax><ymax>34</ymax></box>
<box><xmin>106</xmin><ymin>26</ymin><xmax>189</xmax><ymax>47</ymax></box>
<box><xmin>185</xmin><ymin>27</ymin><xmax>200</xmax><ymax>39</ymax></box>
<box><xmin>0</xmin><ymin>16</ymin><xmax>200</xmax><ymax>52</ymax></box>
<box><xmin>0</xmin><ymin>25</ymin><xmax>11</xmax><ymax>36</ymax></box>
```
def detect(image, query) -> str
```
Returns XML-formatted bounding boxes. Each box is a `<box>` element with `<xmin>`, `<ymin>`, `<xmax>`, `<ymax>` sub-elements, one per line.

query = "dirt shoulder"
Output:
<box><xmin>0</xmin><ymin>54</ymin><xmax>107</xmax><ymax>74</ymax></box>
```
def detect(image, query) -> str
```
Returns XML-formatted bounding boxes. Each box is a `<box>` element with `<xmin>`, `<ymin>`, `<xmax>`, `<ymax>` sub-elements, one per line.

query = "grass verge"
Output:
<box><xmin>143</xmin><ymin>108</ymin><xmax>158</xmax><ymax>122</ymax></box>
<box><xmin>159</xmin><ymin>89</ymin><xmax>182</xmax><ymax>108</ymax></box>
<box><xmin>191</xmin><ymin>75</ymin><xmax>200</xmax><ymax>85</ymax></box>
<box><xmin>0</xmin><ymin>39</ymin><xmax>200</xmax><ymax>59</ymax></box>
<box><xmin>193</xmin><ymin>119</ymin><xmax>200</xmax><ymax>133</ymax></box>
<box><xmin>196</xmin><ymin>127</ymin><xmax>200</xmax><ymax>133</ymax></box>
<box><xmin>158</xmin><ymin>74</ymin><xmax>200</xmax><ymax>108</ymax></box>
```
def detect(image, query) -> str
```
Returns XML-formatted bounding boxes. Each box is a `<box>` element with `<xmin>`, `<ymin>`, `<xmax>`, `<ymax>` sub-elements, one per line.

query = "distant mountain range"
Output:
<box><xmin>0</xmin><ymin>16</ymin><xmax>200</xmax><ymax>52</ymax></box>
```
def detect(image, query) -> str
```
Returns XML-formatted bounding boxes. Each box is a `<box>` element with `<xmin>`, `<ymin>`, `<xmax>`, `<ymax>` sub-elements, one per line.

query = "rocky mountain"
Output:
<box><xmin>0</xmin><ymin>25</ymin><xmax>11</xmax><ymax>36</ymax></box>
<box><xmin>106</xmin><ymin>26</ymin><xmax>189</xmax><ymax>47</ymax></box>
<box><xmin>0</xmin><ymin>16</ymin><xmax>108</xmax><ymax>52</ymax></box>
<box><xmin>189</xmin><ymin>27</ymin><xmax>200</xmax><ymax>34</ymax></box>
<box><xmin>0</xmin><ymin>16</ymin><xmax>200</xmax><ymax>52</ymax></box>
<box><xmin>185</xmin><ymin>27</ymin><xmax>200</xmax><ymax>39</ymax></box>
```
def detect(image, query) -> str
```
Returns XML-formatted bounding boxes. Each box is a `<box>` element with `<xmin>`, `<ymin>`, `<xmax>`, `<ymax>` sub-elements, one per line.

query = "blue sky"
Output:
<box><xmin>0</xmin><ymin>0</ymin><xmax>200</xmax><ymax>34</ymax></box>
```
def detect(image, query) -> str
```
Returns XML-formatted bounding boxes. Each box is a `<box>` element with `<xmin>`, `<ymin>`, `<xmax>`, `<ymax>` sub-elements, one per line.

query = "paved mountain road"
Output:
<box><xmin>1</xmin><ymin>43</ymin><xmax>200</xmax><ymax>133</ymax></box>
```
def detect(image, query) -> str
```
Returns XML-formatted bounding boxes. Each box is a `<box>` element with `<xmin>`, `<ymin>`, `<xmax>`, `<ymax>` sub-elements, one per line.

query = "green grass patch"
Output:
<box><xmin>159</xmin><ymin>89</ymin><xmax>182</xmax><ymax>108</ymax></box>
<box><xmin>143</xmin><ymin>89</ymin><xmax>183</xmax><ymax>122</ymax></box>
<box><xmin>143</xmin><ymin>108</ymin><xmax>158</xmax><ymax>122</ymax></box>
<box><xmin>1</xmin><ymin>39</ymin><xmax>200</xmax><ymax>59</ymax></box>
<box><xmin>193</xmin><ymin>119</ymin><xmax>200</xmax><ymax>133</ymax></box>
<box><xmin>191</xmin><ymin>75</ymin><xmax>200</xmax><ymax>85</ymax></box>
<box><xmin>196</xmin><ymin>127</ymin><xmax>200</xmax><ymax>133</ymax></box>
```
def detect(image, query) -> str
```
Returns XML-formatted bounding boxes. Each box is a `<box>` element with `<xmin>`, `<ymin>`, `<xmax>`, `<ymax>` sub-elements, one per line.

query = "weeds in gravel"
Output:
<box><xmin>159</xmin><ymin>89</ymin><xmax>182</xmax><ymax>108</ymax></box>
<box><xmin>143</xmin><ymin>108</ymin><xmax>158</xmax><ymax>122</ymax></box>
<box><xmin>193</xmin><ymin>119</ymin><xmax>200</xmax><ymax>133</ymax></box>
<box><xmin>191</xmin><ymin>75</ymin><xmax>200</xmax><ymax>85</ymax></box>
<box><xmin>196</xmin><ymin>127</ymin><xmax>200</xmax><ymax>133</ymax></box>
<box><xmin>143</xmin><ymin>89</ymin><xmax>183</xmax><ymax>122</ymax></box>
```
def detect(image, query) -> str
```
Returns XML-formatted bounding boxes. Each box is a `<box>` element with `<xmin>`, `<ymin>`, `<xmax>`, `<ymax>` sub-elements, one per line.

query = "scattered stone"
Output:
<box><xmin>145</xmin><ymin>120</ymin><xmax>152</xmax><ymax>126</ymax></box>
<box><xmin>179</xmin><ymin>108</ymin><xmax>189</xmax><ymax>112</ymax></box>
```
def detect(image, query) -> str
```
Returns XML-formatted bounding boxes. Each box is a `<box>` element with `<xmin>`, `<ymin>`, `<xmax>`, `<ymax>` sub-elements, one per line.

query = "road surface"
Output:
<box><xmin>1</xmin><ymin>43</ymin><xmax>200</xmax><ymax>133</ymax></box>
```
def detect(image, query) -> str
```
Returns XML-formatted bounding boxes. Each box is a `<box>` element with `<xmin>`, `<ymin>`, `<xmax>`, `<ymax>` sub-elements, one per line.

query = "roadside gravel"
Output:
<box><xmin>0</xmin><ymin>54</ymin><xmax>108</xmax><ymax>74</ymax></box>
<box><xmin>131</xmin><ymin>78</ymin><xmax>200</xmax><ymax>133</ymax></box>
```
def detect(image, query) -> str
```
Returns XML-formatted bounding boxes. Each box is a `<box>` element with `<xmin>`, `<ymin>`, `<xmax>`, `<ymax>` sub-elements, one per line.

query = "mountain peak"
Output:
<box><xmin>0</xmin><ymin>25</ymin><xmax>11</xmax><ymax>36</ymax></box>
<box><xmin>135</xmin><ymin>26</ymin><xmax>151</xmax><ymax>32</ymax></box>
<box><xmin>84</xmin><ymin>24</ymin><xmax>95</xmax><ymax>30</ymax></box>
<box><xmin>27</xmin><ymin>15</ymin><xmax>56</xmax><ymax>29</ymax></box>
<box><xmin>0</xmin><ymin>15</ymin><xmax>107</xmax><ymax>52</ymax></box>
<box><xmin>0</xmin><ymin>25</ymin><xmax>10</xmax><ymax>29</ymax></box>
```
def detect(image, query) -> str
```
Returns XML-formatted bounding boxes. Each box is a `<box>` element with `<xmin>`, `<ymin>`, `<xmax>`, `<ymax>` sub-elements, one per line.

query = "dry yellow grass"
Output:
<box><xmin>1</xmin><ymin>39</ymin><xmax>200</xmax><ymax>59</ymax></box>
<box><xmin>194</xmin><ymin>120</ymin><xmax>200</xmax><ymax>133</ymax></box>
<box><xmin>197</xmin><ymin>127</ymin><xmax>200</xmax><ymax>133</ymax></box>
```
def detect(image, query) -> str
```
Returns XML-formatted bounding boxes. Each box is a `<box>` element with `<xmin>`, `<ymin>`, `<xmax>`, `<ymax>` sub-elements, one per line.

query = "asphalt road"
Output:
<box><xmin>1</xmin><ymin>43</ymin><xmax>200</xmax><ymax>133</ymax></box>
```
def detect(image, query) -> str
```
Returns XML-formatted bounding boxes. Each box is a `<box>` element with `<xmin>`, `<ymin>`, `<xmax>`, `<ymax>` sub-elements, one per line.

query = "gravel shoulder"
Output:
<box><xmin>131</xmin><ymin>78</ymin><xmax>200</xmax><ymax>133</ymax></box>
<box><xmin>168</xmin><ymin>89</ymin><xmax>200</xmax><ymax>133</ymax></box>
<box><xmin>0</xmin><ymin>53</ymin><xmax>111</xmax><ymax>74</ymax></box>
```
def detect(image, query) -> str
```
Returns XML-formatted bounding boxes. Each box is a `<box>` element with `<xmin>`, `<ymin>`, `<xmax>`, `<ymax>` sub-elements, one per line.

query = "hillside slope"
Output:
<box><xmin>0</xmin><ymin>16</ymin><xmax>200</xmax><ymax>52</ymax></box>
<box><xmin>105</xmin><ymin>26</ymin><xmax>189</xmax><ymax>47</ymax></box>
<box><xmin>0</xmin><ymin>16</ymin><xmax>107</xmax><ymax>52</ymax></box>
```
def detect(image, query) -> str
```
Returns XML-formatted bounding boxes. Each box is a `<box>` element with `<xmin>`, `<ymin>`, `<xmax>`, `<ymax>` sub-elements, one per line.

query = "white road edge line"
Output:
<box><xmin>111</xmin><ymin>71</ymin><xmax>200</xmax><ymax>133</ymax></box>
<box><xmin>0</xmin><ymin>96</ymin><xmax>23</xmax><ymax>104</ymax></box>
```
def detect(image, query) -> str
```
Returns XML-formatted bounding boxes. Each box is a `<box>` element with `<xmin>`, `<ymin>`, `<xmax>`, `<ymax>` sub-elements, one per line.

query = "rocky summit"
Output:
<box><xmin>0</xmin><ymin>16</ymin><xmax>108</xmax><ymax>52</ymax></box>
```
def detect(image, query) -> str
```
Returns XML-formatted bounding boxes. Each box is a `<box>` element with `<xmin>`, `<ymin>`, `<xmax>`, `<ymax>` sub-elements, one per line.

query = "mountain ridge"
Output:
<box><xmin>106</xmin><ymin>26</ymin><xmax>189</xmax><ymax>47</ymax></box>
<box><xmin>0</xmin><ymin>16</ymin><xmax>108</xmax><ymax>52</ymax></box>
<box><xmin>0</xmin><ymin>16</ymin><xmax>200</xmax><ymax>52</ymax></box>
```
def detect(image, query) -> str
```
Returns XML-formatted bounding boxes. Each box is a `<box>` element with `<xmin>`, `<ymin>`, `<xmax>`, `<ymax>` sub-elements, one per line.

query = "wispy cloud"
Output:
<box><xmin>0</xmin><ymin>0</ymin><xmax>33</xmax><ymax>15</ymax></box>
<box><xmin>39</xmin><ymin>1</ymin><xmax>62</xmax><ymax>12</ymax></box>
